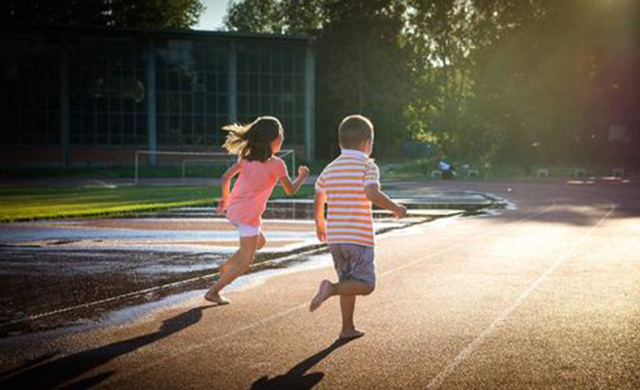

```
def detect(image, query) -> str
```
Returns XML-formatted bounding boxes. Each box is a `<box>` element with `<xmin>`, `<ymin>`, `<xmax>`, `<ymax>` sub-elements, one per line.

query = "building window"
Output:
<box><xmin>236</xmin><ymin>41</ymin><xmax>306</xmax><ymax>145</ymax></box>
<box><xmin>68</xmin><ymin>37</ymin><xmax>147</xmax><ymax>146</ymax></box>
<box><xmin>0</xmin><ymin>35</ymin><xmax>61</xmax><ymax>145</ymax></box>
<box><xmin>155</xmin><ymin>39</ymin><xmax>229</xmax><ymax>147</ymax></box>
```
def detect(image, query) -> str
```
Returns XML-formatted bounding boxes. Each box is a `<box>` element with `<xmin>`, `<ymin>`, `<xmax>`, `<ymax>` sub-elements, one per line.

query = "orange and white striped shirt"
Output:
<box><xmin>315</xmin><ymin>149</ymin><xmax>380</xmax><ymax>247</ymax></box>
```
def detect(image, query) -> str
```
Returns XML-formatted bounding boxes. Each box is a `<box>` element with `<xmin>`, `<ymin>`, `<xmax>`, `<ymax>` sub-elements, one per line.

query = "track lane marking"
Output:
<box><xmin>425</xmin><ymin>200</ymin><xmax>616</xmax><ymax>389</ymax></box>
<box><xmin>102</xmin><ymin>201</ymin><xmax>559</xmax><ymax>386</ymax></box>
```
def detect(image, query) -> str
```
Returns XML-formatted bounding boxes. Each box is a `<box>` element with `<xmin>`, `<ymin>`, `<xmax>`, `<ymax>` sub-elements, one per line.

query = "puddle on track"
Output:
<box><xmin>0</xmin><ymin>197</ymin><xmax>503</xmax><ymax>339</ymax></box>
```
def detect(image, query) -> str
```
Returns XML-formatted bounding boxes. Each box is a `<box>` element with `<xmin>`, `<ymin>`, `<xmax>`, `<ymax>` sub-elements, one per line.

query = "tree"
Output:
<box><xmin>224</xmin><ymin>0</ymin><xmax>639</xmax><ymax>166</ymax></box>
<box><xmin>2</xmin><ymin>0</ymin><xmax>205</xmax><ymax>28</ymax></box>
<box><xmin>224</xmin><ymin>0</ymin><xmax>284</xmax><ymax>33</ymax></box>
<box><xmin>225</xmin><ymin>0</ymin><xmax>411</xmax><ymax>158</ymax></box>
<box><xmin>224</xmin><ymin>0</ymin><xmax>327</xmax><ymax>35</ymax></box>
<box><xmin>467</xmin><ymin>0</ymin><xmax>638</xmax><ymax>167</ymax></box>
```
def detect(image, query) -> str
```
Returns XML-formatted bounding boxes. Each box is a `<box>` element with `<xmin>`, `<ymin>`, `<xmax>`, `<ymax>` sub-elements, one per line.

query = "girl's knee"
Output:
<box><xmin>362</xmin><ymin>284</ymin><xmax>375</xmax><ymax>296</ymax></box>
<box><xmin>257</xmin><ymin>235</ymin><xmax>267</xmax><ymax>250</ymax></box>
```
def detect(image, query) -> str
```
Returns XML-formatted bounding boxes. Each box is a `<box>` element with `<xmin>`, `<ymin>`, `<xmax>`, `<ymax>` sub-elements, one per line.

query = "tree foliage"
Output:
<box><xmin>405</xmin><ymin>0</ymin><xmax>638</xmax><ymax>167</ymax></box>
<box><xmin>3</xmin><ymin>0</ymin><xmax>205</xmax><ymax>28</ymax></box>
<box><xmin>225</xmin><ymin>0</ymin><xmax>412</xmax><ymax>158</ymax></box>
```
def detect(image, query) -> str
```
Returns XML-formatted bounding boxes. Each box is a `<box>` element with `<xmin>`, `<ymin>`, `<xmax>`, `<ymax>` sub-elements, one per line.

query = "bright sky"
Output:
<box><xmin>195</xmin><ymin>0</ymin><xmax>229</xmax><ymax>31</ymax></box>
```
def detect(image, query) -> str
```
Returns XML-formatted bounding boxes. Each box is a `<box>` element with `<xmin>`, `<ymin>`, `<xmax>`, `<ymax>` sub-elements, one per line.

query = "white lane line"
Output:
<box><xmin>425</xmin><ymin>202</ymin><xmax>616</xmax><ymax>389</ymax></box>
<box><xmin>102</xmin><ymin>202</ymin><xmax>558</xmax><ymax>387</ymax></box>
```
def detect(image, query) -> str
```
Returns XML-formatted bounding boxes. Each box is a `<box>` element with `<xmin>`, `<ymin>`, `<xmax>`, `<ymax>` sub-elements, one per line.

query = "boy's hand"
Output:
<box><xmin>393</xmin><ymin>204</ymin><xmax>407</xmax><ymax>219</ymax></box>
<box><xmin>216</xmin><ymin>198</ymin><xmax>228</xmax><ymax>214</ymax></box>
<box><xmin>298</xmin><ymin>166</ymin><xmax>310</xmax><ymax>178</ymax></box>
<box><xmin>316</xmin><ymin>225</ymin><xmax>327</xmax><ymax>243</ymax></box>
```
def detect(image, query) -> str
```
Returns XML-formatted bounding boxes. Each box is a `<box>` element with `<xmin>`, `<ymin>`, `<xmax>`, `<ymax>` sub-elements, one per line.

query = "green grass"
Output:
<box><xmin>0</xmin><ymin>165</ymin><xmax>232</xmax><ymax>179</ymax></box>
<box><xmin>0</xmin><ymin>184</ymin><xmax>314</xmax><ymax>223</ymax></box>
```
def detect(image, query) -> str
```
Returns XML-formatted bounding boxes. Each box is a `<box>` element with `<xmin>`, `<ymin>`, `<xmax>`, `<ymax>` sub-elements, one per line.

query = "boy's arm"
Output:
<box><xmin>314</xmin><ymin>190</ymin><xmax>327</xmax><ymax>242</ymax></box>
<box><xmin>279</xmin><ymin>166</ymin><xmax>310</xmax><ymax>195</ymax></box>
<box><xmin>216</xmin><ymin>163</ymin><xmax>241</xmax><ymax>213</ymax></box>
<box><xmin>363</xmin><ymin>161</ymin><xmax>406</xmax><ymax>219</ymax></box>
<box><xmin>365</xmin><ymin>183</ymin><xmax>406</xmax><ymax>219</ymax></box>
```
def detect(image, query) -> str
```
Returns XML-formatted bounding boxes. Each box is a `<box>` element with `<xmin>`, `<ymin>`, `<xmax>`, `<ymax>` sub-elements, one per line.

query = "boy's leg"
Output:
<box><xmin>310</xmin><ymin>244</ymin><xmax>375</xmax><ymax>312</ymax></box>
<box><xmin>334</xmin><ymin>280</ymin><xmax>374</xmax><ymax>296</ymax></box>
<box><xmin>206</xmin><ymin>235</ymin><xmax>258</xmax><ymax>304</ymax></box>
<box><xmin>339</xmin><ymin>295</ymin><xmax>364</xmax><ymax>339</ymax></box>
<box><xmin>310</xmin><ymin>279</ymin><xmax>373</xmax><ymax>312</ymax></box>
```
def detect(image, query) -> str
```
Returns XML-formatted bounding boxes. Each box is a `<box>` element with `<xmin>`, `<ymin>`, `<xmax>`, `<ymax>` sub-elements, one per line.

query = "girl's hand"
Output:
<box><xmin>216</xmin><ymin>198</ymin><xmax>229</xmax><ymax>214</ymax></box>
<box><xmin>298</xmin><ymin>166</ymin><xmax>310</xmax><ymax>178</ymax></box>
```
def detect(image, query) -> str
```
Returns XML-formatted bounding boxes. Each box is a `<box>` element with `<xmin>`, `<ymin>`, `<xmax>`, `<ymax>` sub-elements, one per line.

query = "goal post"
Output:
<box><xmin>134</xmin><ymin>149</ymin><xmax>296</xmax><ymax>183</ymax></box>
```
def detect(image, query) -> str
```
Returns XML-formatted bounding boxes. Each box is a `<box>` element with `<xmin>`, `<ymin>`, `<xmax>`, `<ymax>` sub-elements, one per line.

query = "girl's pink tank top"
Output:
<box><xmin>226</xmin><ymin>157</ymin><xmax>287</xmax><ymax>227</ymax></box>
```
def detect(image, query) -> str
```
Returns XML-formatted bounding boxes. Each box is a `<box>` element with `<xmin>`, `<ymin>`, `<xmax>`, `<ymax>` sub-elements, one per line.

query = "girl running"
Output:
<box><xmin>205</xmin><ymin>116</ymin><xmax>309</xmax><ymax>304</ymax></box>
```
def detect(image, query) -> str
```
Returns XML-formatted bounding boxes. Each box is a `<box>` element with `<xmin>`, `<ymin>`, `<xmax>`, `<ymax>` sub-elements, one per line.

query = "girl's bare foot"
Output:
<box><xmin>205</xmin><ymin>290</ymin><xmax>230</xmax><ymax>305</ymax></box>
<box><xmin>339</xmin><ymin>330</ymin><xmax>365</xmax><ymax>340</ymax></box>
<box><xmin>219</xmin><ymin>263</ymin><xmax>230</xmax><ymax>274</ymax></box>
<box><xmin>309</xmin><ymin>280</ymin><xmax>333</xmax><ymax>312</ymax></box>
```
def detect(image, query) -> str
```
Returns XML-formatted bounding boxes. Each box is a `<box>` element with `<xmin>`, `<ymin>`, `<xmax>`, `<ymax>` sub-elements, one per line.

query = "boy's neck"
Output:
<box><xmin>340</xmin><ymin>148</ymin><xmax>369</xmax><ymax>158</ymax></box>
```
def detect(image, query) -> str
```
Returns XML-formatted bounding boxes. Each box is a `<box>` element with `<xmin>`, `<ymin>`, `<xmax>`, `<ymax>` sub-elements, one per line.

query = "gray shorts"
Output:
<box><xmin>329</xmin><ymin>244</ymin><xmax>376</xmax><ymax>288</ymax></box>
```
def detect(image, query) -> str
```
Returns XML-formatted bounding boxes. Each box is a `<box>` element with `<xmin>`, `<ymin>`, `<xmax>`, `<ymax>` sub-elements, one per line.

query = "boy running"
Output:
<box><xmin>310</xmin><ymin>115</ymin><xmax>406</xmax><ymax>339</ymax></box>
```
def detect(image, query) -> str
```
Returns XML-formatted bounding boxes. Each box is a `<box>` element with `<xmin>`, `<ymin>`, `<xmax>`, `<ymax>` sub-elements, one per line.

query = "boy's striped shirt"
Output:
<box><xmin>315</xmin><ymin>149</ymin><xmax>380</xmax><ymax>247</ymax></box>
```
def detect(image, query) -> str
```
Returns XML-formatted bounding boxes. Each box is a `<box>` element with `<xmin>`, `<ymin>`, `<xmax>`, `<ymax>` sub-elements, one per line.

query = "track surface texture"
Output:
<box><xmin>1</xmin><ymin>178</ymin><xmax>639</xmax><ymax>389</ymax></box>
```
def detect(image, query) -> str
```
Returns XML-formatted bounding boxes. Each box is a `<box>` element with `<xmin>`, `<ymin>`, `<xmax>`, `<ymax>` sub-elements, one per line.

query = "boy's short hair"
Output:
<box><xmin>339</xmin><ymin>115</ymin><xmax>374</xmax><ymax>149</ymax></box>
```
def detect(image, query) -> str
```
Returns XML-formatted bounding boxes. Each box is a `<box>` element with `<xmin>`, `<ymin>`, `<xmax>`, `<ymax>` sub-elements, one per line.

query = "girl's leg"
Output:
<box><xmin>257</xmin><ymin>231</ymin><xmax>267</xmax><ymax>250</ymax></box>
<box><xmin>205</xmin><ymin>235</ymin><xmax>259</xmax><ymax>304</ymax></box>
<box><xmin>219</xmin><ymin>231</ymin><xmax>265</xmax><ymax>273</ymax></box>
<box><xmin>219</xmin><ymin>250</ymin><xmax>240</xmax><ymax>274</ymax></box>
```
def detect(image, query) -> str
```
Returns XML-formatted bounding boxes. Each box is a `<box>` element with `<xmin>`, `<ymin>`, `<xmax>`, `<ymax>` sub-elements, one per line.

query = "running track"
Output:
<box><xmin>1</xmin><ymin>179</ymin><xmax>639</xmax><ymax>389</ymax></box>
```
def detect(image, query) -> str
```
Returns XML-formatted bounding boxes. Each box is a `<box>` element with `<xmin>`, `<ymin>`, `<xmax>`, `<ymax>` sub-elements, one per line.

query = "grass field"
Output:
<box><xmin>0</xmin><ymin>184</ymin><xmax>314</xmax><ymax>223</ymax></box>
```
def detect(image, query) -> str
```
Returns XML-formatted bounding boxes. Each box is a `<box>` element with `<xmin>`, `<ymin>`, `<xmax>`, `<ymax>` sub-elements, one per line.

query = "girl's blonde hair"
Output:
<box><xmin>222</xmin><ymin>116</ymin><xmax>282</xmax><ymax>162</ymax></box>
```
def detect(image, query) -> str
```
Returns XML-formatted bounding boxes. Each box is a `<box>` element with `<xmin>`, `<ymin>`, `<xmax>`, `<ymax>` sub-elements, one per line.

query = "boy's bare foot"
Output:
<box><xmin>219</xmin><ymin>263</ymin><xmax>230</xmax><ymax>274</ymax></box>
<box><xmin>339</xmin><ymin>330</ymin><xmax>365</xmax><ymax>340</ymax></box>
<box><xmin>205</xmin><ymin>290</ymin><xmax>230</xmax><ymax>305</ymax></box>
<box><xmin>309</xmin><ymin>280</ymin><xmax>333</xmax><ymax>312</ymax></box>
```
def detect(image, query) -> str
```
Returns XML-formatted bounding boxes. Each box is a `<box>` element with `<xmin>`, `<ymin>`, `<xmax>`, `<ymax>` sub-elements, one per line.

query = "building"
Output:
<box><xmin>0</xmin><ymin>24</ymin><xmax>315</xmax><ymax>167</ymax></box>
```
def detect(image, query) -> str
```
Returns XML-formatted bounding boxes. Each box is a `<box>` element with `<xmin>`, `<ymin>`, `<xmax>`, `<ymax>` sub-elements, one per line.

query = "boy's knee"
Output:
<box><xmin>362</xmin><ymin>284</ymin><xmax>375</xmax><ymax>296</ymax></box>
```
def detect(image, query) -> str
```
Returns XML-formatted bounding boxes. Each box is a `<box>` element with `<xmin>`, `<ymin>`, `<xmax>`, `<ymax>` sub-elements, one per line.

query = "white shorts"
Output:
<box><xmin>229</xmin><ymin>220</ymin><xmax>260</xmax><ymax>237</ymax></box>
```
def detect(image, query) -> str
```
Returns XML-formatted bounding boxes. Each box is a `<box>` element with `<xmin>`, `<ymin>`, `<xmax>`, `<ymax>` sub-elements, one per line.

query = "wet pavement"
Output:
<box><xmin>0</xmin><ymin>189</ymin><xmax>499</xmax><ymax>338</ymax></box>
<box><xmin>2</xmin><ymin>179</ymin><xmax>637</xmax><ymax>389</ymax></box>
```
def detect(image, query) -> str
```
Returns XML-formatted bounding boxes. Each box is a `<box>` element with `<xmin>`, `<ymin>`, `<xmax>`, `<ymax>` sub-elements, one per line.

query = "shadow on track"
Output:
<box><xmin>251</xmin><ymin>337</ymin><xmax>357</xmax><ymax>390</ymax></box>
<box><xmin>0</xmin><ymin>304</ymin><xmax>216</xmax><ymax>388</ymax></box>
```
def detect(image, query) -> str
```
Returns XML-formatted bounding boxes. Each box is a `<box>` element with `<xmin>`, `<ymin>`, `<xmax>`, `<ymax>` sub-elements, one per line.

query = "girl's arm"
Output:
<box><xmin>216</xmin><ymin>163</ymin><xmax>241</xmax><ymax>213</ymax></box>
<box><xmin>279</xmin><ymin>166</ymin><xmax>310</xmax><ymax>196</ymax></box>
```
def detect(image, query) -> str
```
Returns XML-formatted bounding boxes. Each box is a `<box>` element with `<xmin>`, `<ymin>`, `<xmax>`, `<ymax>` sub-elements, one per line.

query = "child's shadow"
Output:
<box><xmin>0</xmin><ymin>304</ymin><xmax>216</xmax><ymax>389</ymax></box>
<box><xmin>251</xmin><ymin>337</ymin><xmax>356</xmax><ymax>390</ymax></box>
